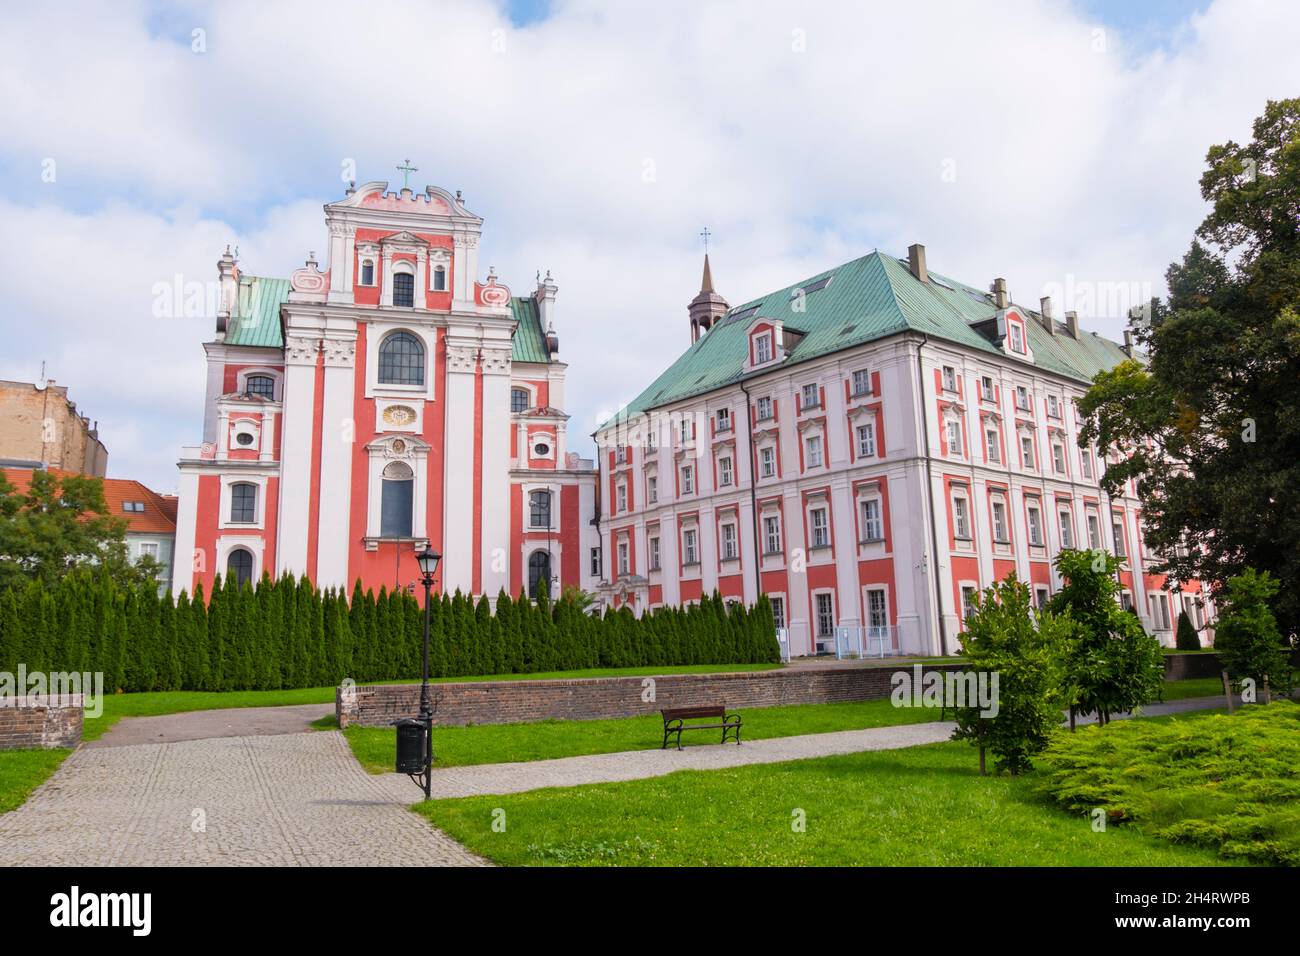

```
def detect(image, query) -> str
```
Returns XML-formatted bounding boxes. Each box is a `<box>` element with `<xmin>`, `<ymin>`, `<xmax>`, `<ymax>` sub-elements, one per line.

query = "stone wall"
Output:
<box><xmin>0</xmin><ymin>695</ymin><xmax>83</xmax><ymax>749</ymax></box>
<box><xmin>337</xmin><ymin>664</ymin><xmax>969</xmax><ymax>728</ymax></box>
<box><xmin>1162</xmin><ymin>652</ymin><xmax>1222</xmax><ymax>681</ymax></box>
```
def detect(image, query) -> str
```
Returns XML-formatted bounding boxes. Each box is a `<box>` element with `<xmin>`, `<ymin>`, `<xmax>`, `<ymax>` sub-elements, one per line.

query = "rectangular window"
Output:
<box><xmin>716</xmin><ymin>408</ymin><xmax>730</xmax><ymax>431</ymax></box>
<box><xmin>816</xmin><ymin>593</ymin><xmax>834</xmax><ymax>637</ymax></box>
<box><xmin>852</xmin><ymin>369</ymin><xmax>870</xmax><ymax>396</ymax></box>
<box><xmin>1047</xmin><ymin>395</ymin><xmax>1060</xmax><ymax>418</ymax></box>
<box><xmin>1035</xmin><ymin>587</ymin><xmax>1049</xmax><ymax>610</ymax></box>
<box><xmin>1087</xmin><ymin>513</ymin><xmax>1101</xmax><ymax>550</ymax></box>
<box><xmin>760</xmin><ymin>446</ymin><xmax>776</xmax><ymax>478</ymax></box>
<box><xmin>985</xmin><ymin>429</ymin><xmax>1000</xmax><ymax>463</ymax></box>
<box><xmin>953</xmin><ymin>496</ymin><xmax>970</xmax><ymax>539</ymax></box>
<box><xmin>1112</xmin><ymin>515</ymin><xmax>1127</xmax><ymax>556</ymax></box>
<box><xmin>805</xmin><ymin>435</ymin><xmax>823</xmax><ymax>468</ymax></box>
<box><xmin>946</xmin><ymin>420</ymin><xmax>962</xmax><ymax>455</ymax></box>
<box><xmin>1059</xmin><ymin>511</ymin><xmax>1074</xmax><ymax>549</ymax></box>
<box><xmin>856</xmin><ymin>422</ymin><xmax>876</xmax><ymax>458</ymax></box>
<box><xmin>680</xmin><ymin>419</ymin><xmax>691</xmax><ymax>444</ymax></box>
<box><xmin>756</xmin><ymin>396</ymin><xmax>773</xmax><ymax>420</ymax></box>
<box><xmin>1009</xmin><ymin>323</ymin><xmax>1024</xmax><ymax>353</ymax></box>
<box><xmin>137</xmin><ymin>542</ymin><xmax>159</xmax><ymax>564</ymax></box>
<box><xmin>615</xmin><ymin>445</ymin><xmax>625</xmax><ymax>464</ymax></box>
<box><xmin>961</xmin><ymin>586</ymin><xmax>978</xmax><ymax>621</ymax></box>
<box><xmin>866</xmin><ymin>589</ymin><xmax>888</xmax><ymax>629</ymax></box>
<box><xmin>616</xmin><ymin>483</ymin><xmax>627</xmax><ymax>512</ymax></box>
<box><xmin>754</xmin><ymin>333</ymin><xmax>772</xmax><ymax>364</ymax></box>
<box><xmin>590</xmin><ymin>547</ymin><xmax>601</xmax><ymax>577</ymax></box>
<box><xmin>681</xmin><ymin>466</ymin><xmax>694</xmax><ymax>495</ymax></box>
<box><xmin>1052</xmin><ymin>442</ymin><xmax>1066</xmax><ymax>474</ymax></box>
<box><xmin>1081</xmin><ymin>451</ymin><xmax>1093</xmax><ymax>479</ymax></box>
<box><xmin>810</xmin><ymin>507</ymin><xmax>830</xmax><ymax>548</ymax></box>
<box><xmin>647</xmin><ymin>429</ymin><xmax>658</xmax><ymax>453</ymax></box>
<box><xmin>617</xmin><ymin>541</ymin><xmax>629</xmax><ymax>576</ymax></box>
<box><xmin>718</xmin><ymin>456</ymin><xmax>733</xmax><ymax>486</ymax></box>
<box><xmin>682</xmin><ymin>529</ymin><xmax>698</xmax><ymax>565</ymax></box>
<box><xmin>1027</xmin><ymin>504</ymin><xmax>1043</xmax><ymax>546</ymax></box>
<box><xmin>1015</xmin><ymin>385</ymin><xmax>1029</xmax><ymax>410</ymax></box>
<box><xmin>991</xmin><ymin>499</ymin><xmax>1008</xmax><ymax>543</ymax></box>
<box><xmin>801</xmin><ymin>383</ymin><xmax>820</xmax><ymax>410</ymax></box>
<box><xmin>980</xmin><ymin>376</ymin><xmax>994</xmax><ymax>402</ymax></box>
<box><xmin>942</xmin><ymin>366</ymin><xmax>957</xmax><ymax>391</ymax></box>
<box><xmin>771</xmin><ymin>596</ymin><xmax>786</xmax><ymax>630</ymax></box>
<box><xmin>764</xmin><ymin>515</ymin><xmax>782</xmax><ymax>554</ymax></box>
<box><xmin>647</xmin><ymin>475</ymin><xmax>657</xmax><ymax>504</ymax></box>
<box><xmin>721</xmin><ymin>523</ymin><xmax>738</xmax><ymax>560</ymax></box>
<box><xmin>649</xmin><ymin>536</ymin><xmax>660</xmax><ymax>571</ymax></box>
<box><xmin>859</xmin><ymin>498</ymin><xmax>883</xmax><ymax>542</ymax></box>
<box><xmin>1021</xmin><ymin>435</ymin><xmax>1035</xmax><ymax>470</ymax></box>
<box><xmin>1120</xmin><ymin>592</ymin><xmax>1133</xmax><ymax>612</ymax></box>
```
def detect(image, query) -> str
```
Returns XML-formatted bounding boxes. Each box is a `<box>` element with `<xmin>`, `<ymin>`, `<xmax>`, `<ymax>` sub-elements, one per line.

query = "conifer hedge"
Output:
<box><xmin>0</xmin><ymin>571</ymin><xmax>779</xmax><ymax>693</ymax></box>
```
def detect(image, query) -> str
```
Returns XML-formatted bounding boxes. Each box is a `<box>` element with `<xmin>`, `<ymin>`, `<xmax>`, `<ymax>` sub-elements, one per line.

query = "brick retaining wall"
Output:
<box><xmin>337</xmin><ymin>664</ymin><xmax>970</xmax><ymax>728</ymax></box>
<box><xmin>0</xmin><ymin>695</ymin><xmax>83</xmax><ymax>749</ymax></box>
<box><xmin>1163</xmin><ymin>652</ymin><xmax>1222</xmax><ymax>680</ymax></box>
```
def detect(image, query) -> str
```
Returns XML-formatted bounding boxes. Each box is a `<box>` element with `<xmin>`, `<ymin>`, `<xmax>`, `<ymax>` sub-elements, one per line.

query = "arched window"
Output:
<box><xmin>229</xmin><ymin>482</ymin><xmax>257</xmax><ymax>523</ymax></box>
<box><xmin>360</xmin><ymin>260</ymin><xmax>375</xmax><ymax>286</ymax></box>
<box><xmin>378</xmin><ymin>331</ymin><xmax>424</xmax><ymax>385</ymax></box>
<box><xmin>529</xmin><ymin>490</ymin><xmax>552</xmax><ymax>529</ymax></box>
<box><xmin>433</xmin><ymin>266</ymin><xmax>447</xmax><ymax>292</ymax></box>
<box><xmin>227</xmin><ymin>548</ymin><xmax>253</xmax><ymax>587</ymax></box>
<box><xmin>245</xmin><ymin>374</ymin><xmax>275</xmax><ymax>400</ymax></box>
<box><xmin>528</xmin><ymin>551</ymin><xmax>551</xmax><ymax>600</ymax></box>
<box><xmin>511</xmin><ymin>388</ymin><xmax>529</xmax><ymax>413</ymax></box>
<box><xmin>380</xmin><ymin>461</ymin><xmax>414</xmax><ymax>538</ymax></box>
<box><xmin>393</xmin><ymin>271</ymin><xmax>415</xmax><ymax>307</ymax></box>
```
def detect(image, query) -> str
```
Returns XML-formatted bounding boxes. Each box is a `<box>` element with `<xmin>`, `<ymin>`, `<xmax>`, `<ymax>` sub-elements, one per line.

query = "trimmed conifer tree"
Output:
<box><xmin>1174</xmin><ymin>610</ymin><xmax>1200</xmax><ymax>650</ymax></box>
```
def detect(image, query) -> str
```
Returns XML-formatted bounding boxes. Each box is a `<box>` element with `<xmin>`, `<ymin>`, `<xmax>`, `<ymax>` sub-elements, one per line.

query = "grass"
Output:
<box><xmin>345</xmin><ymin>697</ymin><xmax>942</xmax><ymax>773</ymax></box>
<box><xmin>1157</xmin><ymin>676</ymin><xmax>1226</xmax><ymax>701</ymax></box>
<box><xmin>1040</xmin><ymin>701</ymin><xmax>1300</xmax><ymax>865</ymax></box>
<box><xmin>415</xmin><ymin>735</ymin><xmax>1235</xmax><ymax>866</ymax></box>
<box><xmin>0</xmin><ymin>748</ymin><xmax>71</xmax><ymax>815</ymax></box>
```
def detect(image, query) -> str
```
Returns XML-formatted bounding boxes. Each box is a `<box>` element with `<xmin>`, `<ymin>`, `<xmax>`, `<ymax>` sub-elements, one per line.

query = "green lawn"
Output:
<box><xmin>345</xmin><ymin>696</ymin><xmax>941</xmax><ymax>773</ymax></box>
<box><xmin>0</xmin><ymin>748</ymin><xmax>71</xmax><ymax>815</ymax></box>
<box><xmin>415</xmin><ymin>736</ymin><xmax>1235</xmax><ymax>866</ymax></box>
<box><xmin>1156</xmin><ymin>677</ymin><xmax>1224</xmax><ymax>701</ymax></box>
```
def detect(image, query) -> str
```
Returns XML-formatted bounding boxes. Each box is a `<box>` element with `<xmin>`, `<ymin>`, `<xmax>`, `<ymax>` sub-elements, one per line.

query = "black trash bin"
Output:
<box><xmin>394</xmin><ymin>718</ymin><xmax>427</xmax><ymax>775</ymax></box>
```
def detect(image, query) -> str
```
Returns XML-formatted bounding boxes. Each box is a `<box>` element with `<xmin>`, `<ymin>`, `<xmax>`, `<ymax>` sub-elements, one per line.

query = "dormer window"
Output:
<box><xmin>432</xmin><ymin>265</ymin><xmax>447</xmax><ymax>291</ymax></box>
<box><xmin>1009</xmin><ymin>322</ymin><xmax>1024</xmax><ymax>353</ymax></box>
<box><xmin>754</xmin><ymin>332</ymin><xmax>773</xmax><ymax>364</ymax></box>
<box><xmin>360</xmin><ymin>260</ymin><xmax>375</xmax><ymax>286</ymax></box>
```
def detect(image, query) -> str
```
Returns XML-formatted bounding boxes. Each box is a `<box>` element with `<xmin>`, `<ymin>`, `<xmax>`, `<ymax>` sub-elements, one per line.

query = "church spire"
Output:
<box><xmin>700</xmin><ymin>253</ymin><xmax>715</xmax><ymax>294</ymax></box>
<box><xmin>688</xmin><ymin>248</ymin><xmax>728</xmax><ymax>345</ymax></box>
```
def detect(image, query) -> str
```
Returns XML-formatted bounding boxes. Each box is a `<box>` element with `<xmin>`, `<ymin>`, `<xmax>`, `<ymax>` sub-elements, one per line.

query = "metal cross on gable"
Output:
<box><xmin>397</xmin><ymin>158</ymin><xmax>419</xmax><ymax>190</ymax></box>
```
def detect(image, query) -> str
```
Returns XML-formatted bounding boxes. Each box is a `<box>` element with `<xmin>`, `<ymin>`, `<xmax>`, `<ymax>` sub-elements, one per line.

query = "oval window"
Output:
<box><xmin>534</xmin><ymin>443</ymin><xmax>550</xmax><ymax>457</ymax></box>
<box><xmin>236</xmin><ymin>432</ymin><xmax>255</xmax><ymax>446</ymax></box>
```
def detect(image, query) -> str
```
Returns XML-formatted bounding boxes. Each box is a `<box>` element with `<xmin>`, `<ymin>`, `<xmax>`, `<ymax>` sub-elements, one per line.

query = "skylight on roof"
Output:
<box><xmin>726</xmin><ymin>304</ymin><xmax>761</xmax><ymax>323</ymax></box>
<box><xmin>798</xmin><ymin>275</ymin><xmax>833</xmax><ymax>295</ymax></box>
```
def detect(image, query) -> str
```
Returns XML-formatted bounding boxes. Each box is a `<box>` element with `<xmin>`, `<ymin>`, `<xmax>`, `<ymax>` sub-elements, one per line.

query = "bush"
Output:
<box><xmin>1214</xmin><ymin>568</ymin><xmax>1291</xmax><ymax>696</ymax></box>
<box><xmin>1174</xmin><ymin>610</ymin><xmax>1200</xmax><ymax>650</ymax></box>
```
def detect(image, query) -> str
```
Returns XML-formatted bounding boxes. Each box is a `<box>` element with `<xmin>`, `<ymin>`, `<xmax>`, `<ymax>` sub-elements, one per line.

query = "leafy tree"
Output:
<box><xmin>1214</xmin><ymin>568</ymin><xmax>1291</xmax><ymax>697</ymax></box>
<box><xmin>1175</xmin><ymin>609</ymin><xmax>1201</xmax><ymax>650</ymax></box>
<box><xmin>1047</xmin><ymin>550</ymin><xmax>1165</xmax><ymax>725</ymax></box>
<box><xmin>1077</xmin><ymin>99</ymin><xmax>1300</xmax><ymax>633</ymax></box>
<box><xmin>951</xmin><ymin>576</ymin><xmax>1070</xmax><ymax>775</ymax></box>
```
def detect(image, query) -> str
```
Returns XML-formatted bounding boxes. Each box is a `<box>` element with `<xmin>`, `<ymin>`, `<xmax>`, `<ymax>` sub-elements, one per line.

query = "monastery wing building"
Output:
<box><xmin>595</xmin><ymin>245</ymin><xmax>1213</xmax><ymax>657</ymax></box>
<box><xmin>171</xmin><ymin>179</ymin><xmax>599</xmax><ymax>602</ymax></box>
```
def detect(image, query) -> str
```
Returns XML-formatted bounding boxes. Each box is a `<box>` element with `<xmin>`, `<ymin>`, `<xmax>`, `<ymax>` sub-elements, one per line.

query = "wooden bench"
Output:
<box><xmin>661</xmin><ymin>706</ymin><xmax>742</xmax><ymax>751</ymax></box>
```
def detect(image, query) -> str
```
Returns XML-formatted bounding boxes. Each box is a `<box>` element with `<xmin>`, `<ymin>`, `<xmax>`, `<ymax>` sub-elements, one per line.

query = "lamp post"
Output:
<box><xmin>414</xmin><ymin>544</ymin><xmax>441</xmax><ymax>799</ymax></box>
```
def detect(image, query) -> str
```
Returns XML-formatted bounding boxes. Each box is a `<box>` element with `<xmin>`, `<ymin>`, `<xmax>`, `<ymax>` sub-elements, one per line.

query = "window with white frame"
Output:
<box><xmin>432</xmin><ymin>265</ymin><xmax>447</xmax><ymax>291</ymax></box>
<box><xmin>716</xmin><ymin>408</ymin><xmax>731</xmax><ymax>431</ymax></box>
<box><xmin>1081</xmin><ymin>450</ymin><xmax>1093</xmax><ymax>479</ymax></box>
<box><xmin>647</xmin><ymin>474</ymin><xmax>658</xmax><ymax>504</ymax></box>
<box><xmin>1035</xmin><ymin>586</ymin><xmax>1049</xmax><ymax>609</ymax></box>
<box><xmin>1120</xmin><ymin>592</ymin><xmax>1133</xmax><ymax>612</ymax></box>
<box><xmin>647</xmin><ymin>429</ymin><xmax>658</xmax><ymax>453</ymax></box>
<box><xmin>511</xmin><ymin>388</ymin><xmax>529</xmax><ymax>413</ymax></box>
<box><xmin>1009</xmin><ymin>323</ymin><xmax>1024</xmax><ymax>353</ymax></box>
<box><xmin>946</xmin><ymin>420</ymin><xmax>962</xmax><ymax>455</ymax></box>
<box><xmin>809</xmin><ymin>506</ymin><xmax>830</xmax><ymax>548</ymax></box>
<box><xmin>680</xmin><ymin>465</ymin><xmax>694</xmax><ymax>495</ymax></box>
<box><xmin>1047</xmin><ymin>394</ymin><xmax>1061</xmax><ymax>418</ymax></box>
<box><xmin>617</xmin><ymin>540</ymin><xmax>629</xmax><ymax>576</ymax></box>
<box><xmin>859</xmin><ymin>497</ymin><xmax>883</xmax><ymax>542</ymax></box>
<box><xmin>942</xmin><ymin>365</ymin><xmax>957</xmax><ymax>391</ymax></box>
<box><xmin>379</xmin><ymin>463</ymin><xmax>413</xmax><ymax>537</ymax></box>
<box><xmin>682</xmin><ymin>528</ymin><xmax>699</xmax><ymax>565</ymax></box>
<box><xmin>1027</xmin><ymin>502</ymin><xmax>1044</xmax><ymax>546</ymax></box>
<box><xmin>719</xmin><ymin>456</ymin><xmax>734</xmax><ymax>486</ymax></box>
<box><xmin>360</xmin><ymin>259</ymin><xmax>375</xmax><ymax>286</ymax></box>
<box><xmin>952</xmin><ymin>493</ymin><xmax>971</xmax><ymax>540</ymax></box>
<box><xmin>991</xmin><ymin>498</ymin><xmax>1009</xmax><ymax>543</ymax></box>
<box><xmin>1052</xmin><ymin>441</ymin><xmax>1066</xmax><ymax>474</ymax></box>
<box><xmin>1150</xmin><ymin>593</ymin><xmax>1171</xmax><ymax>630</ymax></box>
<box><xmin>616</xmin><ymin>482</ymin><xmax>627</xmax><ymax>513</ymax></box>
<box><xmin>137</xmin><ymin>541</ymin><xmax>159</xmax><ymax>563</ymax></box>
<box><xmin>815</xmin><ymin>592</ymin><xmax>834</xmax><ymax>637</ymax></box>
<box><xmin>590</xmin><ymin>547</ymin><xmax>601</xmax><ymax>577</ymax></box>
<box><xmin>529</xmin><ymin>489</ymin><xmax>553</xmax><ymax>528</ymax></box>
<box><xmin>1015</xmin><ymin>385</ymin><xmax>1029</xmax><ymax>410</ymax></box>
<box><xmin>614</xmin><ymin>445</ymin><xmax>625</xmax><ymax>464</ymax></box>
<box><xmin>985</xmin><ymin>428</ymin><xmax>1000</xmax><ymax>463</ymax></box>
<box><xmin>756</xmin><ymin>396</ymin><xmax>773</xmax><ymax>420</ymax></box>
<box><xmin>229</xmin><ymin>482</ymin><xmax>258</xmax><ymax>524</ymax></box>
<box><xmin>961</xmin><ymin>586</ymin><xmax>978</xmax><ymax>621</ymax></box>
<box><xmin>771</xmin><ymin>595</ymin><xmax>786</xmax><ymax>630</ymax></box>
<box><xmin>856</xmin><ymin>421</ymin><xmax>876</xmax><ymax>458</ymax></box>
<box><xmin>1112</xmin><ymin>514</ymin><xmax>1127</xmax><ymax>556</ymax></box>
<box><xmin>1058</xmin><ymin>509</ymin><xmax>1074</xmax><ymax>548</ymax></box>
<box><xmin>800</xmin><ymin>383</ymin><xmax>820</xmax><ymax>410</ymax></box>
<box><xmin>1021</xmin><ymin>435</ymin><xmax>1035</xmax><ymax>469</ymax></box>
<box><xmin>1087</xmin><ymin>512</ymin><xmax>1101</xmax><ymax>550</ymax></box>
<box><xmin>980</xmin><ymin>375</ymin><xmax>994</xmax><ymax>401</ymax></box>
<box><xmin>805</xmin><ymin>434</ymin><xmax>823</xmax><ymax>468</ymax></box>
<box><xmin>679</xmin><ymin>419</ymin><xmax>691</xmax><ymax>444</ymax></box>
<box><xmin>763</xmin><ymin>514</ymin><xmax>782</xmax><ymax>554</ymax></box>
<box><xmin>852</xmin><ymin>369</ymin><xmax>870</xmax><ymax>396</ymax></box>
<box><xmin>648</xmin><ymin>535</ymin><xmax>661</xmax><ymax>571</ymax></box>
<box><xmin>866</xmin><ymin>589</ymin><xmax>888</xmax><ymax>631</ymax></box>
<box><xmin>754</xmin><ymin>332</ymin><xmax>773</xmax><ymax>364</ymax></box>
<box><xmin>759</xmin><ymin>446</ymin><xmax>776</xmax><ymax>478</ymax></box>
<box><xmin>721</xmin><ymin>522</ymin><xmax>738</xmax><ymax>560</ymax></box>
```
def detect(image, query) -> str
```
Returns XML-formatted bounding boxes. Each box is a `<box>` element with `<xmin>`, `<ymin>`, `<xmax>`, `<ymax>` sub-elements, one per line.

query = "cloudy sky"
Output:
<box><xmin>1</xmin><ymin>0</ymin><xmax>1296</xmax><ymax>492</ymax></box>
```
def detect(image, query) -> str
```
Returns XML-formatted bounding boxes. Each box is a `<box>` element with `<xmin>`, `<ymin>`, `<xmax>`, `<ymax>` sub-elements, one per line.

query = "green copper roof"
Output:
<box><xmin>604</xmin><ymin>250</ymin><xmax>1131</xmax><ymax>427</ymax></box>
<box><xmin>511</xmin><ymin>295</ymin><xmax>551</xmax><ymax>364</ymax></box>
<box><xmin>225</xmin><ymin>276</ymin><xmax>290</xmax><ymax>348</ymax></box>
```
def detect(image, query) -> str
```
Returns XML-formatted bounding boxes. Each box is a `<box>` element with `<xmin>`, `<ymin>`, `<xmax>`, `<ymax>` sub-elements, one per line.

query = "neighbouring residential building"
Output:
<box><xmin>0</xmin><ymin>379</ymin><xmax>108</xmax><ymax>476</ymax></box>
<box><xmin>595</xmin><ymin>246</ymin><xmax>1214</xmax><ymax>655</ymax></box>
<box><xmin>0</xmin><ymin>468</ymin><xmax>176</xmax><ymax>593</ymax></box>
<box><xmin>170</xmin><ymin>177</ymin><xmax>600</xmax><ymax>602</ymax></box>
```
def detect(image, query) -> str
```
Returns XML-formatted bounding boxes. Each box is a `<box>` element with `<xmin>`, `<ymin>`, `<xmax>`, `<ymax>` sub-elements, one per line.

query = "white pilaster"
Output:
<box><xmin>277</xmin><ymin>334</ymin><xmax>319</xmax><ymax>577</ymax></box>
<box><xmin>479</xmin><ymin>345</ymin><xmax>512</xmax><ymax>596</ymax></box>
<box><xmin>442</xmin><ymin>342</ymin><xmax>477</xmax><ymax>594</ymax></box>
<box><xmin>315</xmin><ymin>333</ymin><xmax>358</xmax><ymax>589</ymax></box>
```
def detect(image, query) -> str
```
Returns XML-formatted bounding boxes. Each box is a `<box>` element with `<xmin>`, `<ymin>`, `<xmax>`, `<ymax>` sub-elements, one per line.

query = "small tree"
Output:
<box><xmin>1214</xmin><ymin>568</ymin><xmax>1290</xmax><ymax>698</ymax></box>
<box><xmin>1047</xmin><ymin>549</ymin><xmax>1165</xmax><ymax>725</ymax></box>
<box><xmin>1175</xmin><ymin>609</ymin><xmax>1200</xmax><ymax>650</ymax></box>
<box><xmin>951</xmin><ymin>575</ymin><xmax>1069</xmax><ymax>775</ymax></box>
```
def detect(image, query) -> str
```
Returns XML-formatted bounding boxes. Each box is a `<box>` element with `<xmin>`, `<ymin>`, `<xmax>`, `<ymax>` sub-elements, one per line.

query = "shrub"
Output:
<box><xmin>1174</xmin><ymin>610</ymin><xmax>1200</xmax><ymax>650</ymax></box>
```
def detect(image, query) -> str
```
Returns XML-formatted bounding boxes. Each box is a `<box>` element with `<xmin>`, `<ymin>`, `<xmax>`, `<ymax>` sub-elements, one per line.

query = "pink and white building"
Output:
<box><xmin>595</xmin><ymin>246</ymin><xmax>1213</xmax><ymax>655</ymax></box>
<box><xmin>171</xmin><ymin>178</ymin><xmax>599</xmax><ymax>601</ymax></box>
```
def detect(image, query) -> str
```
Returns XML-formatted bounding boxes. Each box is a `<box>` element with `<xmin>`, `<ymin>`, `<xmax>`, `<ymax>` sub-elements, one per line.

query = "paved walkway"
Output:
<box><xmin>84</xmin><ymin>703</ymin><xmax>334</xmax><ymax>749</ymax></box>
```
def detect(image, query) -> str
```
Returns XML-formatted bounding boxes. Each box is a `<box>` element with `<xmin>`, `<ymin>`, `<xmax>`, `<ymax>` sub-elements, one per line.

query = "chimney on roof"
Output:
<box><xmin>1039</xmin><ymin>296</ymin><xmax>1056</xmax><ymax>335</ymax></box>
<box><xmin>992</xmin><ymin>277</ymin><xmax>1008</xmax><ymax>309</ymax></box>
<box><xmin>535</xmin><ymin>270</ymin><xmax>559</xmax><ymax>354</ymax></box>
<box><xmin>907</xmin><ymin>244</ymin><xmax>928</xmax><ymax>283</ymax></box>
<box><xmin>1065</xmin><ymin>310</ymin><xmax>1080</xmax><ymax>339</ymax></box>
<box><xmin>1122</xmin><ymin>329</ymin><xmax>1134</xmax><ymax>357</ymax></box>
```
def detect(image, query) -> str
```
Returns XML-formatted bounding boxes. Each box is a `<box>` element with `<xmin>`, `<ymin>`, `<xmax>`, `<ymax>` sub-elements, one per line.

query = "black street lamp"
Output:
<box><xmin>413</xmin><ymin>545</ymin><xmax>441</xmax><ymax>798</ymax></box>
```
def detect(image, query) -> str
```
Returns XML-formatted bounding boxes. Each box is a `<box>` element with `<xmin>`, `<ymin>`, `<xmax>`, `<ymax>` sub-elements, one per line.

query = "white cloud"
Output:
<box><xmin>0</xmin><ymin>0</ymin><xmax>1296</xmax><ymax>486</ymax></box>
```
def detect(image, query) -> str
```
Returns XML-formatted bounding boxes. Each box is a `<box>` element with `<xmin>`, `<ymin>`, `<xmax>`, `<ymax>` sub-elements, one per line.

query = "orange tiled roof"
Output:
<box><xmin>0</xmin><ymin>467</ymin><xmax>176</xmax><ymax>535</ymax></box>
